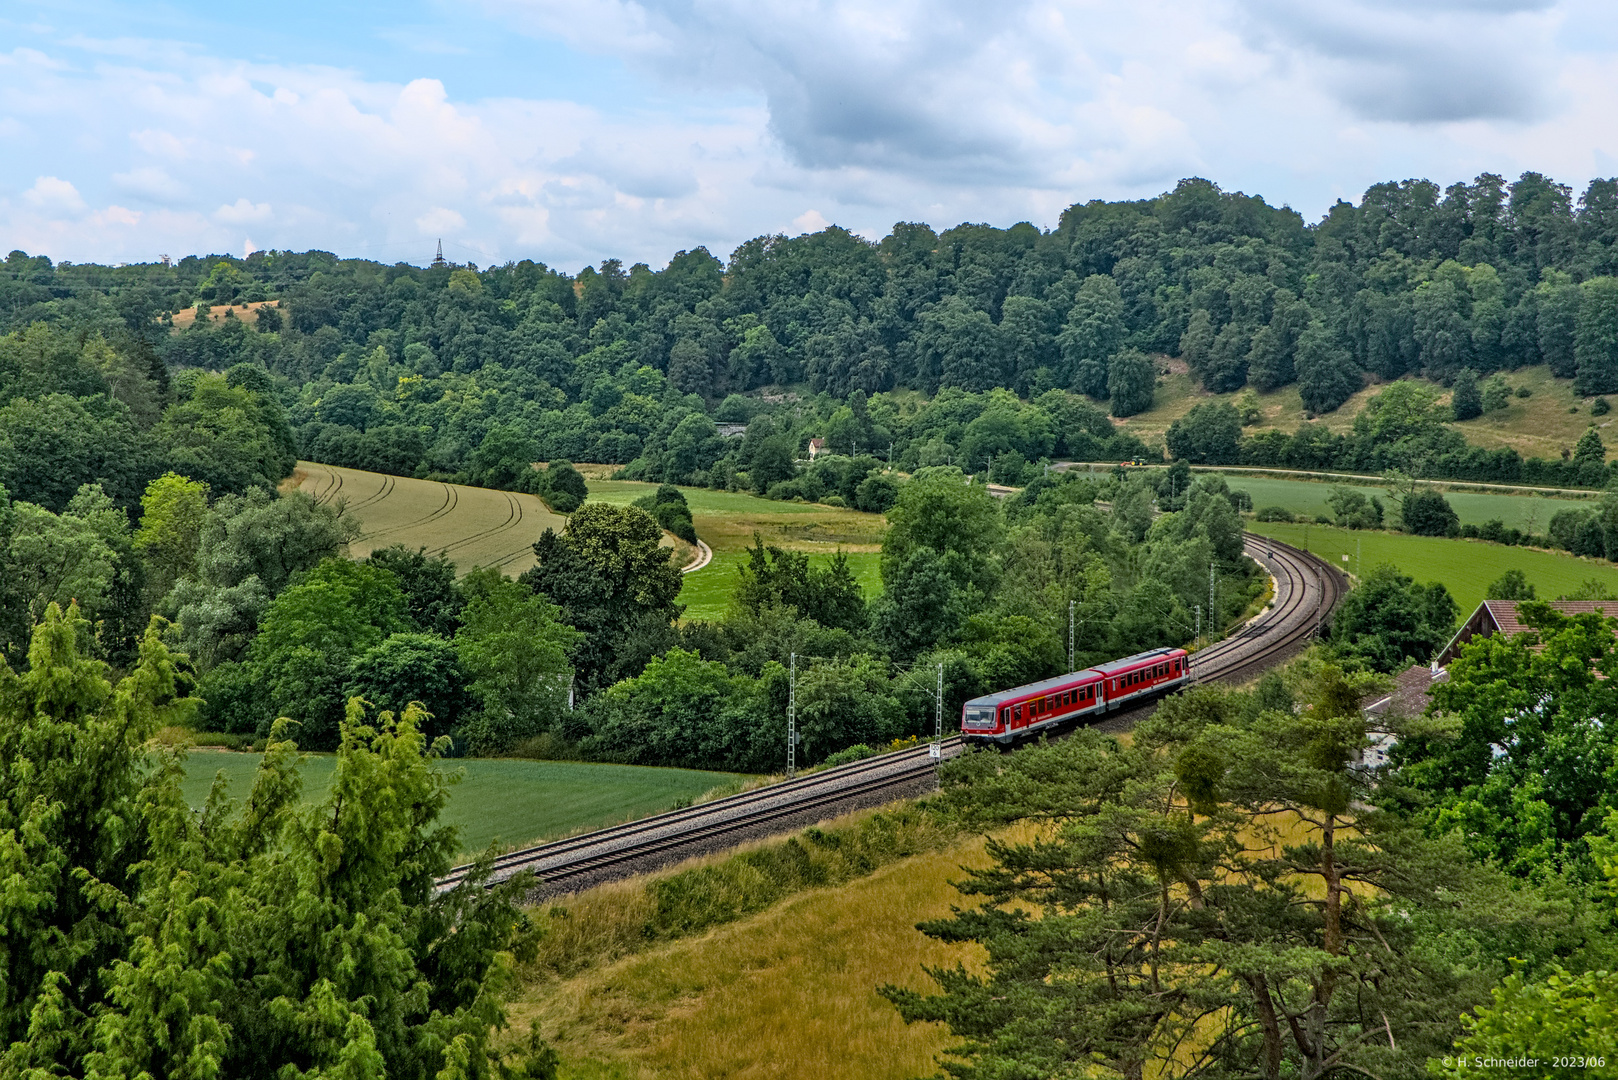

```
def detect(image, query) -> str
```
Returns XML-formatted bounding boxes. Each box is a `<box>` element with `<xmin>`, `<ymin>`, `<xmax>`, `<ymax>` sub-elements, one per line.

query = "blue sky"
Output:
<box><xmin>4</xmin><ymin>0</ymin><xmax>1618</xmax><ymax>271</ymax></box>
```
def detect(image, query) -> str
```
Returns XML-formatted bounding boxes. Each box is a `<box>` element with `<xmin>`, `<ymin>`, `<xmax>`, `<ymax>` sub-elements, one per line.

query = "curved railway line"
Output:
<box><xmin>438</xmin><ymin>534</ymin><xmax>1347</xmax><ymax>898</ymax></box>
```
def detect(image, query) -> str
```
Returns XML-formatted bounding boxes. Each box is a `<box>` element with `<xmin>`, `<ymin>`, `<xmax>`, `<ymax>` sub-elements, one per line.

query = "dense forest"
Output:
<box><xmin>10</xmin><ymin>171</ymin><xmax>1618</xmax><ymax>502</ymax></box>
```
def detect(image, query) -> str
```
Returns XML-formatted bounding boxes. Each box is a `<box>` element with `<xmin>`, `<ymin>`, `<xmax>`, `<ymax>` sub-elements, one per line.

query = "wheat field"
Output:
<box><xmin>287</xmin><ymin>461</ymin><xmax>571</xmax><ymax>576</ymax></box>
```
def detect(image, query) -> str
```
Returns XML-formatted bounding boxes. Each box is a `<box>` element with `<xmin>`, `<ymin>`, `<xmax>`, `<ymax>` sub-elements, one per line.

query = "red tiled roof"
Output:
<box><xmin>1479</xmin><ymin>600</ymin><xmax>1618</xmax><ymax>637</ymax></box>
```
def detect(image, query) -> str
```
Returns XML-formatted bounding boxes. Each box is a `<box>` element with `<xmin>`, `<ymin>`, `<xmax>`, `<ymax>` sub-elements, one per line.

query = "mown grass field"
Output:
<box><xmin>515</xmin><ymin>830</ymin><xmax>986</xmax><ymax>1080</ymax></box>
<box><xmin>180</xmin><ymin>752</ymin><xmax>744</xmax><ymax>859</ymax></box>
<box><xmin>1245</xmin><ymin>521</ymin><xmax>1618</xmax><ymax>614</ymax></box>
<box><xmin>583</xmin><ymin>477</ymin><xmax>888</xmax><ymax>622</ymax></box>
<box><xmin>1203</xmin><ymin>472</ymin><xmax>1596</xmax><ymax>533</ymax></box>
<box><xmin>288</xmin><ymin>462</ymin><xmax>569</xmax><ymax>576</ymax></box>
<box><xmin>1116</xmin><ymin>362</ymin><xmax>1618</xmax><ymax>462</ymax></box>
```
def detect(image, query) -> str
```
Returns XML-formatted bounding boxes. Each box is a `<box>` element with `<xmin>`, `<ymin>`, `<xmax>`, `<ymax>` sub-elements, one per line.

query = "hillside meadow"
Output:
<box><xmin>511</xmin><ymin>815</ymin><xmax>986</xmax><ymax>1080</ymax></box>
<box><xmin>180</xmin><ymin>751</ymin><xmax>745</xmax><ymax>859</ymax></box>
<box><xmin>582</xmin><ymin>475</ymin><xmax>887</xmax><ymax>622</ymax></box>
<box><xmin>1115</xmin><ymin>362</ymin><xmax>1618</xmax><ymax>463</ymax></box>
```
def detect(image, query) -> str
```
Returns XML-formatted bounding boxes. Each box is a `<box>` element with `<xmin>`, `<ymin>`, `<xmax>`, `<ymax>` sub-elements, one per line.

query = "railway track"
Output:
<box><xmin>437</xmin><ymin>534</ymin><xmax>1346</xmax><ymax>897</ymax></box>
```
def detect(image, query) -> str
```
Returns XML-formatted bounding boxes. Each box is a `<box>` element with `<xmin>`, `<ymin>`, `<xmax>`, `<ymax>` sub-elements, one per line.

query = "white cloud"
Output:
<box><xmin>215</xmin><ymin>198</ymin><xmax>272</xmax><ymax>224</ymax></box>
<box><xmin>22</xmin><ymin>175</ymin><xmax>87</xmax><ymax>215</ymax></box>
<box><xmin>415</xmin><ymin>206</ymin><xmax>467</xmax><ymax>234</ymax></box>
<box><xmin>113</xmin><ymin>165</ymin><xmax>187</xmax><ymax>202</ymax></box>
<box><xmin>791</xmin><ymin>209</ymin><xmax>830</xmax><ymax>233</ymax></box>
<box><xmin>1</xmin><ymin>4</ymin><xmax>1618</xmax><ymax>269</ymax></box>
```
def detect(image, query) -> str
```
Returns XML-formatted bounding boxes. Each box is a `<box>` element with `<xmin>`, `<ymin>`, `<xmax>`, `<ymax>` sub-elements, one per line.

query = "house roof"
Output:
<box><xmin>1437</xmin><ymin>600</ymin><xmax>1618</xmax><ymax>666</ymax></box>
<box><xmin>1362</xmin><ymin>663</ymin><xmax>1448</xmax><ymax>719</ymax></box>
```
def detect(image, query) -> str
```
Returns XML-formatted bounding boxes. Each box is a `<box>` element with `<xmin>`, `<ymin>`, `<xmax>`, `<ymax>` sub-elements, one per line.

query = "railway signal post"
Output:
<box><xmin>788</xmin><ymin>652</ymin><xmax>797</xmax><ymax>779</ymax></box>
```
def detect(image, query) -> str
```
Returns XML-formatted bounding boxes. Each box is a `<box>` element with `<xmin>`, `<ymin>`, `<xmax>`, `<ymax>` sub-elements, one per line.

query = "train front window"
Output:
<box><xmin>964</xmin><ymin>707</ymin><xmax>996</xmax><ymax>729</ymax></box>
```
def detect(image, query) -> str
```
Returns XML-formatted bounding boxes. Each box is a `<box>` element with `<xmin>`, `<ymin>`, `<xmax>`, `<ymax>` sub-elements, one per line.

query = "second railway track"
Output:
<box><xmin>438</xmin><ymin>533</ymin><xmax>1346</xmax><ymax>898</ymax></box>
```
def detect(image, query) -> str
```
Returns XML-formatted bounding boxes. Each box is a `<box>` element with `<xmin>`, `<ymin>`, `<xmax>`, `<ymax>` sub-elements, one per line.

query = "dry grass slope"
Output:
<box><xmin>514</xmin><ymin>835</ymin><xmax>986</xmax><ymax>1080</ymax></box>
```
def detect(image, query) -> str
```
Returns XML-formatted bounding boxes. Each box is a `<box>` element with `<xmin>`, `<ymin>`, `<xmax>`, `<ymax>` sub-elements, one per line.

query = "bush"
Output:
<box><xmin>633</xmin><ymin>484</ymin><xmax>699</xmax><ymax>543</ymax></box>
<box><xmin>821</xmin><ymin>743</ymin><xmax>879</xmax><ymax>768</ymax></box>
<box><xmin>1595</xmin><ymin>397</ymin><xmax>1612</xmax><ymax>416</ymax></box>
<box><xmin>1255</xmin><ymin>505</ymin><xmax>1295</xmax><ymax>522</ymax></box>
<box><xmin>854</xmin><ymin>472</ymin><xmax>901</xmax><ymax>513</ymax></box>
<box><xmin>534</xmin><ymin>459</ymin><xmax>589</xmax><ymax>513</ymax></box>
<box><xmin>1400</xmin><ymin>489</ymin><xmax>1460</xmax><ymax>537</ymax></box>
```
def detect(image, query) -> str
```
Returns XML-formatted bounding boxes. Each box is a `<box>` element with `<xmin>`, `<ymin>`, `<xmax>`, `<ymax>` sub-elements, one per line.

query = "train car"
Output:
<box><xmin>1090</xmin><ymin>647</ymin><xmax>1189</xmax><ymax>710</ymax></box>
<box><xmin>960</xmin><ymin>669</ymin><xmax>1107</xmax><ymax>746</ymax></box>
<box><xmin>959</xmin><ymin>646</ymin><xmax>1190</xmax><ymax>747</ymax></box>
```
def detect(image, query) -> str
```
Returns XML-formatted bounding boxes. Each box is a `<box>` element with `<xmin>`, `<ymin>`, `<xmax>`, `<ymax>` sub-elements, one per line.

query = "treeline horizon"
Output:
<box><xmin>10</xmin><ymin>169</ymin><xmax>1618</xmax><ymax>504</ymax></box>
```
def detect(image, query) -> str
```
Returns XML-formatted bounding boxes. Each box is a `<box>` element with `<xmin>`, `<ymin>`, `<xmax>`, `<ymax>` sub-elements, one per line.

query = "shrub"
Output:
<box><xmin>1255</xmin><ymin>505</ymin><xmax>1295</xmax><ymax>522</ymax></box>
<box><xmin>854</xmin><ymin>472</ymin><xmax>901</xmax><ymax>513</ymax></box>
<box><xmin>1595</xmin><ymin>397</ymin><xmax>1612</xmax><ymax>416</ymax></box>
<box><xmin>1400</xmin><ymin>489</ymin><xmax>1461</xmax><ymax>537</ymax></box>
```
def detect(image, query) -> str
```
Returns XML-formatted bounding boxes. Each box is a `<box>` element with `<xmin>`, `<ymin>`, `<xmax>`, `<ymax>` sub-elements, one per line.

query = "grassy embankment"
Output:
<box><xmin>179</xmin><ymin>752</ymin><xmax>744</xmax><ymax>860</ymax></box>
<box><xmin>506</xmin><ymin>804</ymin><xmax>978</xmax><ymax>1080</ymax></box>
<box><xmin>1118</xmin><ymin>361</ymin><xmax>1618</xmax><ymax>462</ymax></box>
<box><xmin>583</xmin><ymin>475</ymin><xmax>888</xmax><ymax>622</ymax></box>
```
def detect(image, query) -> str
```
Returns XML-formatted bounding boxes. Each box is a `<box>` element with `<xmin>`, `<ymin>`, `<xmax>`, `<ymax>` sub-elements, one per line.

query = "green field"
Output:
<box><xmin>1246</xmin><ymin>521</ymin><xmax>1618</xmax><ymax>614</ymax></box>
<box><xmin>1206</xmin><ymin>472</ymin><xmax>1595</xmax><ymax>533</ymax></box>
<box><xmin>675</xmin><ymin>548</ymin><xmax>883</xmax><ymax>622</ymax></box>
<box><xmin>180</xmin><ymin>752</ymin><xmax>744</xmax><ymax>858</ymax></box>
<box><xmin>585</xmin><ymin>477</ymin><xmax>889</xmax><ymax>622</ymax></box>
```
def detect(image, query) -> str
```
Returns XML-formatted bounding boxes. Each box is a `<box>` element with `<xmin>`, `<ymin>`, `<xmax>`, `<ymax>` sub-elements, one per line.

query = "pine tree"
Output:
<box><xmin>888</xmin><ymin>674</ymin><xmax>1543</xmax><ymax>1080</ymax></box>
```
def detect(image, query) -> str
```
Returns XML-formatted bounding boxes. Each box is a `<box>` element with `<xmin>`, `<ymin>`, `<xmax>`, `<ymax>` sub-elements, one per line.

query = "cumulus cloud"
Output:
<box><xmin>1</xmin><ymin>3</ymin><xmax>1617</xmax><ymax>269</ymax></box>
<box><xmin>22</xmin><ymin>176</ymin><xmax>87</xmax><ymax>215</ymax></box>
<box><xmin>1234</xmin><ymin>0</ymin><xmax>1562</xmax><ymax>122</ymax></box>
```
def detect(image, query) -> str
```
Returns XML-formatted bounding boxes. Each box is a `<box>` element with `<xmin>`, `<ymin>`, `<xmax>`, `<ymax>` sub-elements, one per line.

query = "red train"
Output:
<box><xmin>959</xmin><ymin>647</ymin><xmax>1189</xmax><ymax>746</ymax></box>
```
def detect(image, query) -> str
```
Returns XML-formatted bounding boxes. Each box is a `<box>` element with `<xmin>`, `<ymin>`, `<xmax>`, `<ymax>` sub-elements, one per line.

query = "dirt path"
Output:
<box><xmin>682</xmin><ymin>538</ymin><xmax>714</xmax><ymax>574</ymax></box>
